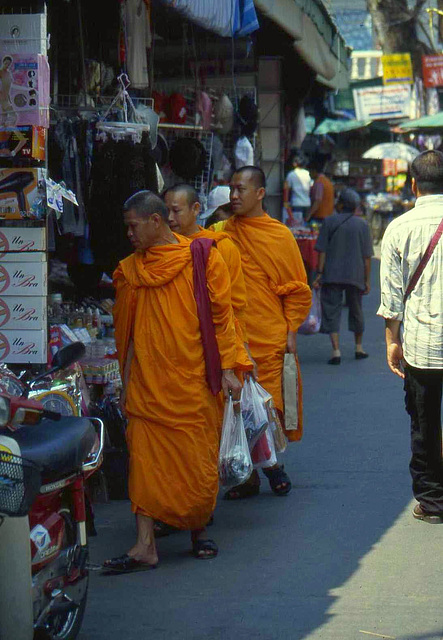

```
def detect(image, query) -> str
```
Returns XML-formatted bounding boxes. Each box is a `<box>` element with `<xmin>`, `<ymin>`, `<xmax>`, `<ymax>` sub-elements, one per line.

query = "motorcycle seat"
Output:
<box><xmin>10</xmin><ymin>417</ymin><xmax>97</xmax><ymax>481</ymax></box>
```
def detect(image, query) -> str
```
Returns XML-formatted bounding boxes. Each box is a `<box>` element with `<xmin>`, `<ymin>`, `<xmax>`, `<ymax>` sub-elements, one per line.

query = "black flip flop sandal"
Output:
<box><xmin>102</xmin><ymin>554</ymin><xmax>157</xmax><ymax>574</ymax></box>
<box><xmin>223</xmin><ymin>470</ymin><xmax>260</xmax><ymax>500</ymax></box>
<box><xmin>192</xmin><ymin>539</ymin><xmax>218</xmax><ymax>560</ymax></box>
<box><xmin>263</xmin><ymin>465</ymin><xmax>292</xmax><ymax>496</ymax></box>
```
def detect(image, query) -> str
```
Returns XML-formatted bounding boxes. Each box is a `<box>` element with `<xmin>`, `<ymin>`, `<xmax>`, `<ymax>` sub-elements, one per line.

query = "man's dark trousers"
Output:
<box><xmin>404</xmin><ymin>364</ymin><xmax>443</xmax><ymax>514</ymax></box>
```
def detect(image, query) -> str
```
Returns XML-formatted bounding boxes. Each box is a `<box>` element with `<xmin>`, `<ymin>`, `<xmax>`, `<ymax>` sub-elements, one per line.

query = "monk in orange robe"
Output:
<box><xmin>164</xmin><ymin>184</ymin><xmax>255</xmax><ymax>372</ymax></box>
<box><xmin>224</xmin><ymin>166</ymin><xmax>312</xmax><ymax>499</ymax></box>
<box><xmin>103</xmin><ymin>191</ymin><xmax>243</xmax><ymax>573</ymax></box>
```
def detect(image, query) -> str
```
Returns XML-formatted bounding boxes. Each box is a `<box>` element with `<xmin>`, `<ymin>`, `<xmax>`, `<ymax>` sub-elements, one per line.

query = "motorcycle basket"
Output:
<box><xmin>0</xmin><ymin>453</ymin><xmax>41</xmax><ymax>517</ymax></box>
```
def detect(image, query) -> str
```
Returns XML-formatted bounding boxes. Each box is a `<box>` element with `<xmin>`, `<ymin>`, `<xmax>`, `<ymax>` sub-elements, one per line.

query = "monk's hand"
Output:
<box><xmin>286</xmin><ymin>330</ymin><xmax>297</xmax><ymax>355</ymax></box>
<box><xmin>222</xmin><ymin>369</ymin><xmax>242</xmax><ymax>402</ymax></box>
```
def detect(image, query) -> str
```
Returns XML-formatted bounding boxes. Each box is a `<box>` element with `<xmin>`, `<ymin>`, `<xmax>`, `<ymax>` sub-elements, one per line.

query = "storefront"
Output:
<box><xmin>0</xmin><ymin>1</ymin><xmax>350</xmax><ymax>495</ymax></box>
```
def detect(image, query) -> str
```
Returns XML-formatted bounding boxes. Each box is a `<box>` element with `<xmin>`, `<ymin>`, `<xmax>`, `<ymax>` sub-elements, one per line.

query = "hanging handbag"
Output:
<box><xmin>403</xmin><ymin>217</ymin><xmax>443</xmax><ymax>304</ymax></box>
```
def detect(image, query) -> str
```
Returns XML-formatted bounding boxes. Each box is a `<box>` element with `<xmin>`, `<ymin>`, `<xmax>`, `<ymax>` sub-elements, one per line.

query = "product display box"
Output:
<box><xmin>0</xmin><ymin>256</ymin><xmax>47</xmax><ymax>296</ymax></box>
<box><xmin>0</xmin><ymin>52</ymin><xmax>50</xmax><ymax>127</ymax></box>
<box><xmin>0</xmin><ymin>168</ymin><xmax>46</xmax><ymax>219</ymax></box>
<box><xmin>0</xmin><ymin>13</ymin><xmax>47</xmax><ymax>55</ymax></box>
<box><xmin>0</xmin><ymin>295</ymin><xmax>46</xmax><ymax>330</ymax></box>
<box><xmin>0</xmin><ymin>328</ymin><xmax>46</xmax><ymax>363</ymax></box>
<box><xmin>0</xmin><ymin>225</ymin><xmax>46</xmax><ymax>254</ymax></box>
<box><xmin>0</xmin><ymin>126</ymin><xmax>46</xmax><ymax>161</ymax></box>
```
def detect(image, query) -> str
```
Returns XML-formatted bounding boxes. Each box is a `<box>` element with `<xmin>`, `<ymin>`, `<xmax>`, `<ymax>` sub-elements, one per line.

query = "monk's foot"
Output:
<box><xmin>223</xmin><ymin>470</ymin><xmax>260</xmax><ymax>500</ymax></box>
<box><xmin>263</xmin><ymin>464</ymin><xmax>292</xmax><ymax>496</ymax></box>
<box><xmin>191</xmin><ymin>528</ymin><xmax>218</xmax><ymax>559</ymax></box>
<box><xmin>127</xmin><ymin>544</ymin><xmax>159</xmax><ymax>566</ymax></box>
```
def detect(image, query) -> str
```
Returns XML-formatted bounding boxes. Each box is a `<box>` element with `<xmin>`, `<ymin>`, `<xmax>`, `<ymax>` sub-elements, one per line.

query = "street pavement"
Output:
<box><xmin>80</xmin><ymin>259</ymin><xmax>443</xmax><ymax>640</ymax></box>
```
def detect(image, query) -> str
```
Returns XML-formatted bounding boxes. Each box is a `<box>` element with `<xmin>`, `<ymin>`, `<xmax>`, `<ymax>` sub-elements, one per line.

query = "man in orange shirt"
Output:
<box><xmin>306</xmin><ymin>159</ymin><xmax>335</xmax><ymax>223</ymax></box>
<box><xmin>104</xmin><ymin>191</ymin><xmax>244</xmax><ymax>572</ymax></box>
<box><xmin>224</xmin><ymin>166</ymin><xmax>312</xmax><ymax>499</ymax></box>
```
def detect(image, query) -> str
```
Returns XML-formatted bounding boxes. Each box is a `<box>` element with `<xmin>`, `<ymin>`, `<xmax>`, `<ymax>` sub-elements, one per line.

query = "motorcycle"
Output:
<box><xmin>0</xmin><ymin>342</ymin><xmax>104</xmax><ymax>640</ymax></box>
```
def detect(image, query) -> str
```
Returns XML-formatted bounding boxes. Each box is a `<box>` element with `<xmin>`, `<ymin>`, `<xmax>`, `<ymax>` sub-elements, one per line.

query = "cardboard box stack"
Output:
<box><xmin>0</xmin><ymin>12</ymin><xmax>49</xmax><ymax>364</ymax></box>
<box><xmin>0</xmin><ymin>223</ymin><xmax>47</xmax><ymax>363</ymax></box>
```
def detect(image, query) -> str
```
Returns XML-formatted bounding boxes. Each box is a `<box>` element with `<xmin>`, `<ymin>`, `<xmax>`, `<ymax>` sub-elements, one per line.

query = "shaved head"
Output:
<box><xmin>124</xmin><ymin>190</ymin><xmax>169</xmax><ymax>223</ymax></box>
<box><xmin>163</xmin><ymin>184</ymin><xmax>200</xmax><ymax>207</ymax></box>
<box><xmin>232</xmin><ymin>166</ymin><xmax>266</xmax><ymax>190</ymax></box>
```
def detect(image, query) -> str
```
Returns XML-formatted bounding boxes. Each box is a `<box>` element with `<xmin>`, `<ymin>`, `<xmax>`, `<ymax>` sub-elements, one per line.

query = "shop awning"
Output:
<box><xmin>160</xmin><ymin>0</ymin><xmax>259</xmax><ymax>37</ymax></box>
<box><xmin>314</xmin><ymin>118</ymin><xmax>372</xmax><ymax>135</ymax></box>
<box><xmin>254</xmin><ymin>0</ymin><xmax>351</xmax><ymax>90</ymax></box>
<box><xmin>399</xmin><ymin>112</ymin><xmax>443</xmax><ymax>132</ymax></box>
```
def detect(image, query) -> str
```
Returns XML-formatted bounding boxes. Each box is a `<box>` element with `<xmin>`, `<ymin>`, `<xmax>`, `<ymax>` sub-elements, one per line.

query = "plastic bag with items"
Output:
<box><xmin>241</xmin><ymin>377</ymin><xmax>270</xmax><ymax>449</ymax></box>
<box><xmin>255</xmin><ymin>383</ymin><xmax>288</xmax><ymax>454</ymax></box>
<box><xmin>298</xmin><ymin>288</ymin><xmax>321</xmax><ymax>335</ymax></box>
<box><xmin>251</xmin><ymin>427</ymin><xmax>277</xmax><ymax>469</ymax></box>
<box><xmin>218</xmin><ymin>395</ymin><xmax>253</xmax><ymax>489</ymax></box>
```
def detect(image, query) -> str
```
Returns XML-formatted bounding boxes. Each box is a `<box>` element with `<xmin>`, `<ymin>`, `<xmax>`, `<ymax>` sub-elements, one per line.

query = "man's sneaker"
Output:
<box><xmin>412</xmin><ymin>503</ymin><xmax>443</xmax><ymax>523</ymax></box>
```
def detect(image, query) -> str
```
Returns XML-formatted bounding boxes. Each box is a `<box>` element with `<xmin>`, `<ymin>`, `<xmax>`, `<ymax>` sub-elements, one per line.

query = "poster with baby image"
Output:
<box><xmin>0</xmin><ymin>52</ymin><xmax>49</xmax><ymax>128</ymax></box>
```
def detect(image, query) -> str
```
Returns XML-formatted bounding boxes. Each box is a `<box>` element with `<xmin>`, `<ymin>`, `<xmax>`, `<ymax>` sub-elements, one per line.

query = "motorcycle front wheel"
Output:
<box><xmin>34</xmin><ymin>511</ymin><xmax>88</xmax><ymax>640</ymax></box>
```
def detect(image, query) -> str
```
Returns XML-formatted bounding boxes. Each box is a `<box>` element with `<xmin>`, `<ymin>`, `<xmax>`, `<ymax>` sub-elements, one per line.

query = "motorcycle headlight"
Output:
<box><xmin>0</xmin><ymin>396</ymin><xmax>11</xmax><ymax>427</ymax></box>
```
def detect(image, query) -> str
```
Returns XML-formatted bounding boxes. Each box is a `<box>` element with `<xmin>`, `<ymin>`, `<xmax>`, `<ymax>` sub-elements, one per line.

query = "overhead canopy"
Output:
<box><xmin>399</xmin><ymin>112</ymin><xmax>443</xmax><ymax>132</ymax></box>
<box><xmin>314</xmin><ymin>118</ymin><xmax>371</xmax><ymax>135</ymax></box>
<box><xmin>254</xmin><ymin>0</ymin><xmax>351</xmax><ymax>90</ymax></box>
<box><xmin>160</xmin><ymin>0</ymin><xmax>259</xmax><ymax>37</ymax></box>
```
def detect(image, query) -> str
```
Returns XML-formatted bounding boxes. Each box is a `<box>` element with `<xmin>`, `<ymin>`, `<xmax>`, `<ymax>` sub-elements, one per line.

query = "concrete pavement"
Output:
<box><xmin>80</xmin><ymin>260</ymin><xmax>443</xmax><ymax>640</ymax></box>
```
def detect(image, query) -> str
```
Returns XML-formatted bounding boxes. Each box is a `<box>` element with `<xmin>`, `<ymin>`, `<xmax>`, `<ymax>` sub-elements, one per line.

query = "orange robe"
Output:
<box><xmin>224</xmin><ymin>214</ymin><xmax>312</xmax><ymax>441</ymax></box>
<box><xmin>189</xmin><ymin>226</ymin><xmax>252</xmax><ymax>424</ymax></box>
<box><xmin>113</xmin><ymin>235</ymin><xmax>239</xmax><ymax>529</ymax></box>
<box><xmin>190</xmin><ymin>226</ymin><xmax>248</xmax><ymax>340</ymax></box>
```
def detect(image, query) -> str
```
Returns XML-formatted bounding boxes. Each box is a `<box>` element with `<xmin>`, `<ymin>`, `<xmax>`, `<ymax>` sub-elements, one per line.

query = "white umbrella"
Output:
<box><xmin>363</xmin><ymin>142</ymin><xmax>419</xmax><ymax>162</ymax></box>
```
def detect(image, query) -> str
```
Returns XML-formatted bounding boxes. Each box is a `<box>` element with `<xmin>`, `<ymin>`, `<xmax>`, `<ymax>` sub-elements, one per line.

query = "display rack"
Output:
<box><xmin>158</xmin><ymin>124</ymin><xmax>214</xmax><ymax>202</ymax></box>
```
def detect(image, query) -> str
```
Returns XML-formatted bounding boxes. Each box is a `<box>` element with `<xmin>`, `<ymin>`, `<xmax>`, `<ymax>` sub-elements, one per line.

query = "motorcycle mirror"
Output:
<box><xmin>52</xmin><ymin>342</ymin><xmax>86</xmax><ymax>371</ymax></box>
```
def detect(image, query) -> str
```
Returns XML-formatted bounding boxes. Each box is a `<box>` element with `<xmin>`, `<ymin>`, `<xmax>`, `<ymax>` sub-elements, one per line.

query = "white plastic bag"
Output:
<box><xmin>218</xmin><ymin>396</ymin><xmax>253</xmax><ymax>489</ymax></box>
<box><xmin>298</xmin><ymin>288</ymin><xmax>321</xmax><ymax>335</ymax></box>
<box><xmin>241</xmin><ymin>377</ymin><xmax>269</xmax><ymax>449</ymax></box>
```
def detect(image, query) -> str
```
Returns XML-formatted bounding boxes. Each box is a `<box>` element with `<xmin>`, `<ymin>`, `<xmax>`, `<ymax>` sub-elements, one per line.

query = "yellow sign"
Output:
<box><xmin>382</xmin><ymin>53</ymin><xmax>413</xmax><ymax>85</ymax></box>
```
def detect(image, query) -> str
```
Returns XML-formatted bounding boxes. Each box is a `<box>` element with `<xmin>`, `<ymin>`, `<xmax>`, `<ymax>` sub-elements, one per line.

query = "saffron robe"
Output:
<box><xmin>113</xmin><ymin>235</ymin><xmax>239</xmax><ymax>529</ymax></box>
<box><xmin>190</xmin><ymin>226</ymin><xmax>248</xmax><ymax>340</ymax></box>
<box><xmin>224</xmin><ymin>214</ymin><xmax>312</xmax><ymax>441</ymax></box>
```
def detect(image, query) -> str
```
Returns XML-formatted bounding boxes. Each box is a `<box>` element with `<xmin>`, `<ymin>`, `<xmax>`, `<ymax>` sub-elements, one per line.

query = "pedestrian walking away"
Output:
<box><xmin>223</xmin><ymin>166</ymin><xmax>312</xmax><ymax>499</ymax></box>
<box><xmin>104</xmin><ymin>190</ymin><xmax>249</xmax><ymax>573</ymax></box>
<box><xmin>306</xmin><ymin>159</ymin><xmax>334</xmax><ymax>224</ymax></box>
<box><xmin>283</xmin><ymin>150</ymin><xmax>311</xmax><ymax>226</ymax></box>
<box><xmin>378</xmin><ymin>150</ymin><xmax>443</xmax><ymax>523</ymax></box>
<box><xmin>314</xmin><ymin>188</ymin><xmax>373</xmax><ymax>365</ymax></box>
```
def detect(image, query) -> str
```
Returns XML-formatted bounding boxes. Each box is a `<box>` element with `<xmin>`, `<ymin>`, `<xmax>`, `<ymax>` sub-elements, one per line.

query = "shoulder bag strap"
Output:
<box><xmin>403</xmin><ymin>217</ymin><xmax>443</xmax><ymax>304</ymax></box>
<box><xmin>328</xmin><ymin>213</ymin><xmax>353</xmax><ymax>243</ymax></box>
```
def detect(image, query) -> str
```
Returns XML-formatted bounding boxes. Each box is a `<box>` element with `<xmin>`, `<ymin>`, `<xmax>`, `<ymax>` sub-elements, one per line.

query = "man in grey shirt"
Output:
<box><xmin>314</xmin><ymin>188</ymin><xmax>373</xmax><ymax>364</ymax></box>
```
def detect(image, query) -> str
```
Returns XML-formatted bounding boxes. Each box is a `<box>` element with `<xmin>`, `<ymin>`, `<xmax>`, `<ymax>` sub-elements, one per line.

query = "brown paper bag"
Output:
<box><xmin>283</xmin><ymin>353</ymin><xmax>298</xmax><ymax>430</ymax></box>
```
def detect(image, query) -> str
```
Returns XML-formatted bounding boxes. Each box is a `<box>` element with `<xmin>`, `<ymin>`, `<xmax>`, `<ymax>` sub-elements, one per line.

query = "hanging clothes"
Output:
<box><xmin>124</xmin><ymin>0</ymin><xmax>151</xmax><ymax>89</ymax></box>
<box><xmin>88</xmin><ymin>133</ymin><xmax>159</xmax><ymax>276</ymax></box>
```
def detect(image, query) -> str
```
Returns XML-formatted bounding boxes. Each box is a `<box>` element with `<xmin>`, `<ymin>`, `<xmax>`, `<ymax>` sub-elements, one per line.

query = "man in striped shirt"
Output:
<box><xmin>378</xmin><ymin>150</ymin><xmax>443</xmax><ymax>523</ymax></box>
